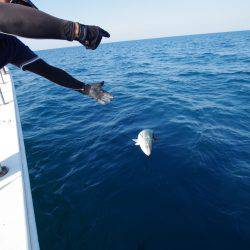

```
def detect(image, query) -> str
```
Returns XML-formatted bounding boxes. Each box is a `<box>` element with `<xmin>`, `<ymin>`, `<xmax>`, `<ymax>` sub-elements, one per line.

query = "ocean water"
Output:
<box><xmin>11</xmin><ymin>31</ymin><xmax>250</xmax><ymax>250</ymax></box>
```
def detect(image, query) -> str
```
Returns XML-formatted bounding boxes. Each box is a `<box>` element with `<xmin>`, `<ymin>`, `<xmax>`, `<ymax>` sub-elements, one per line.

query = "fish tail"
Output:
<box><xmin>132</xmin><ymin>139</ymin><xmax>139</xmax><ymax>145</ymax></box>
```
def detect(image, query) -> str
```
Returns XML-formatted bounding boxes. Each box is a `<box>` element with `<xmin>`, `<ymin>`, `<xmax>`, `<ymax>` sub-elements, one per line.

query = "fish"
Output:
<box><xmin>133</xmin><ymin>129</ymin><xmax>155</xmax><ymax>156</ymax></box>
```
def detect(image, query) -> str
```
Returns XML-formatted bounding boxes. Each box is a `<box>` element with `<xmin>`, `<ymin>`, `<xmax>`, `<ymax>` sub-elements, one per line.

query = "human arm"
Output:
<box><xmin>24</xmin><ymin>59</ymin><xmax>113</xmax><ymax>105</ymax></box>
<box><xmin>0</xmin><ymin>3</ymin><xmax>110</xmax><ymax>49</ymax></box>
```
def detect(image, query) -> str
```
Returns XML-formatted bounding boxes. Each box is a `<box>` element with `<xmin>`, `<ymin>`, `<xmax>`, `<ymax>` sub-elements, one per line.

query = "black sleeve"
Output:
<box><xmin>0</xmin><ymin>33</ymin><xmax>39</xmax><ymax>69</ymax></box>
<box><xmin>0</xmin><ymin>3</ymin><xmax>75</xmax><ymax>41</ymax></box>
<box><xmin>24</xmin><ymin>59</ymin><xmax>85</xmax><ymax>91</ymax></box>
<box><xmin>10</xmin><ymin>35</ymin><xmax>39</xmax><ymax>69</ymax></box>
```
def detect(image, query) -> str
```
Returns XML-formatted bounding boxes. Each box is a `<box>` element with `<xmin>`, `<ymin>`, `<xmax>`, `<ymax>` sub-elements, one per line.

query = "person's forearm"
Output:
<box><xmin>0</xmin><ymin>3</ymin><xmax>76</xmax><ymax>41</ymax></box>
<box><xmin>24</xmin><ymin>59</ymin><xmax>85</xmax><ymax>91</ymax></box>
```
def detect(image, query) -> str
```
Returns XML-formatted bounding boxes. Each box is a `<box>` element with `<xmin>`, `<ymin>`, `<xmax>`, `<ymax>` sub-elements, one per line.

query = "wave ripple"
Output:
<box><xmin>11</xmin><ymin>31</ymin><xmax>250</xmax><ymax>250</ymax></box>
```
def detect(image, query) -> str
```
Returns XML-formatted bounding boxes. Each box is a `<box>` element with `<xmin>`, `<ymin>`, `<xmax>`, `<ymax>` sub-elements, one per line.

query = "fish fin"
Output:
<box><xmin>132</xmin><ymin>139</ymin><xmax>140</xmax><ymax>145</ymax></box>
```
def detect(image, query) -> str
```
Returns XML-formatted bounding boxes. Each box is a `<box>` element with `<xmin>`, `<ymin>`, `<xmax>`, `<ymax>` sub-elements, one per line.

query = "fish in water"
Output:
<box><xmin>133</xmin><ymin>129</ymin><xmax>155</xmax><ymax>156</ymax></box>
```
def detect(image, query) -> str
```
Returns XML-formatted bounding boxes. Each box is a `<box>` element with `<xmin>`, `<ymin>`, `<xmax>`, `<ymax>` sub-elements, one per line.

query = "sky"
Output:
<box><xmin>20</xmin><ymin>0</ymin><xmax>250</xmax><ymax>50</ymax></box>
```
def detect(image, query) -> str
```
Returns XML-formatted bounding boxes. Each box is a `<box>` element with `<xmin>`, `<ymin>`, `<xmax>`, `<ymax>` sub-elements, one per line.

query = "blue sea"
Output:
<box><xmin>11</xmin><ymin>31</ymin><xmax>250</xmax><ymax>250</ymax></box>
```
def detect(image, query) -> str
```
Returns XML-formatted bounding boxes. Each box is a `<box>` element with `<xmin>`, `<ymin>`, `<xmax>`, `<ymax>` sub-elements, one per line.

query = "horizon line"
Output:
<box><xmin>35</xmin><ymin>28</ymin><xmax>250</xmax><ymax>52</ymax></box>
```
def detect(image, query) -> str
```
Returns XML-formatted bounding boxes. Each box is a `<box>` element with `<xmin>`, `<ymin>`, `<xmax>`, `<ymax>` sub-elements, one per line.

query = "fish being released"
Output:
<box><xmin>133</xmin><ymin>129</ymin><xmax>155</xmax><ymax>156</ymax></box>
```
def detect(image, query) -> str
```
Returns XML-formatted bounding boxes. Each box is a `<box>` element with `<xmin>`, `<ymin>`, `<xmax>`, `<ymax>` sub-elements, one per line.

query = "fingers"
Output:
<box><xmin>97</xmin><ymin>96</ymin><xmax>111</xmax><ymax>105</ymax></box>
<box><xmin>90</xmin><ymin>31</ymin><xmax>102</xmax><ymax>50</ymax></box>
<box><xmin>96</xmin><ymin>93</ymin><xmax>112</xmax><ymax>105</ymax></box>
<box><xmin>88</xmin><ymin>81</ymin><xmax>113</xmax><ymax>105</ymax></box>
<box><xmin>100</xmin><ymin>28</ymin><xmax>110</xmax><ymax>38</ymax></box>
<box><xmin>103</xmin><ymin>91</ymin><xmax>113</xmax><ymax>99</ymax></box>
<box><xmin>98</xmin><ymin>98</ymin><xmax>111</xmax><ymax>105</ymax></box>
<box><xmin>88</xmin><ymin>27</ymin><xmax>110</xmax><ymax>50</ymax></box>
<box><xmin>97</xmin><ymin>99</ymin><xmax>107</xmax><ymax>105</ymax></box>
<box><xmin>95</xmin><ymin>91</ymin><xmax>113</xmax><ymax>105</ymax></box>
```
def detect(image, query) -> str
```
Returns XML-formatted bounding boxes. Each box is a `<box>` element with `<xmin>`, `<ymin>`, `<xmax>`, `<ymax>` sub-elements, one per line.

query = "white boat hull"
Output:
<box><xmin>0</xmin><ymin>68</ymin><xmax>39</xmax><ymax>250</ymax></box>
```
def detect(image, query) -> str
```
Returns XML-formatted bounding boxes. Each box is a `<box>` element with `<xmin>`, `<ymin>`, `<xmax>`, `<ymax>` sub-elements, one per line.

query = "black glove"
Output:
<box><xmin>10</xmin><ymin>0</ymin><xmax>38</xmax><ymax>9</ymax></box>
<box><xmin>76</xmin><ymin>24</ymin><xmax>110</xmax><ymax>50</ymax></box>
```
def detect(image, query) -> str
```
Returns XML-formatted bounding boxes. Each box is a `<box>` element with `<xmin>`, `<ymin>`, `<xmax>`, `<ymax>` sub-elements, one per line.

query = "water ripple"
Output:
<box><xmin>10</xmin><ymin>30</ymin><xmax>250</xmax><ymax>250</ymax></box>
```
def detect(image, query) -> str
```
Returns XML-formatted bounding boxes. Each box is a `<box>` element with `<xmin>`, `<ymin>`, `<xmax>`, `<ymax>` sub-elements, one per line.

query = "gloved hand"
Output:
<box><xmin>80</xmin><ymin>81</ymin><xmax>113</xmax><ymax>105</ymax></box>
<box><xmin>75</xmin><ymin>24</ymin><xmax>110</xmax><ymax>50</ymax></box>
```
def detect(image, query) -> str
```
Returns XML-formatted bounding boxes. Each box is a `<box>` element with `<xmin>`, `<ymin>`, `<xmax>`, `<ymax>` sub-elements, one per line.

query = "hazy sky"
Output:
<box><xmin>21</xmin><ymin>0</ymin><xmax>250</xmax><ymax>50</ymax></box>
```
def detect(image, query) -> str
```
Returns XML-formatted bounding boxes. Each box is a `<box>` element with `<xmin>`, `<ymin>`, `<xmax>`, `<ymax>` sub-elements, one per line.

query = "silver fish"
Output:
<box><xmin>133</xmin><ymin>129</ymin><xmax>155</xmax><ymax>156</ymax></box>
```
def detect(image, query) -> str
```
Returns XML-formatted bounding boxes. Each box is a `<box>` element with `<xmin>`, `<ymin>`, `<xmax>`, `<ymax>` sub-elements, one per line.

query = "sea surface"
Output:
<box><xmin>11</xmin><ymin>31</ymin><xmax>250</xmax><ymax>250</ymax></box>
